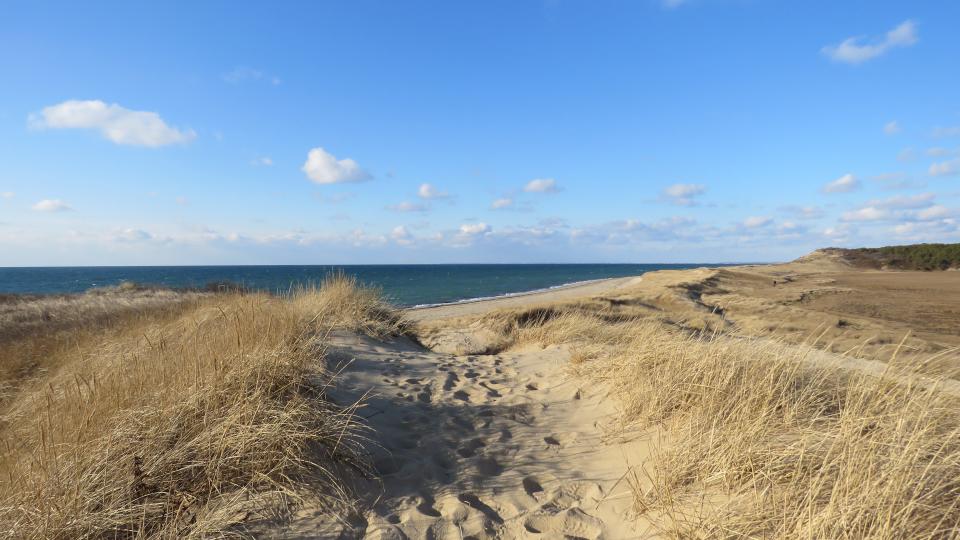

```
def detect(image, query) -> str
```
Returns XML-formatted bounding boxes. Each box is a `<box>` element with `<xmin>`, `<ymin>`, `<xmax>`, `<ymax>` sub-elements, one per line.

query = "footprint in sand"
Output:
<box><xmin>442</xmin><ymin>372</ymin><xmax>459</xmax><ymax>390</ymax></box>
<box><xmin>456</xmin><ymin>438</ymin><xmax>486</xmax><ymax>458</ymax></box>
<box><xmin>473</xmin><ymin>456</ymin><xmax>503</xmax><ymax>476</ymax></box>
<box><xmin>457</xmin><ymin>493</ymin><xmax>504</xmax><ymax>525</ymax></box>
<box><xmin>523</xmin><ymin>475</ymin><xmax>545</xmax><ymax>497</ymax></box>
<box><xmin>543</xmin><ymin>432</ymin><xmax>579</xmax><ymax>448</ymax></box>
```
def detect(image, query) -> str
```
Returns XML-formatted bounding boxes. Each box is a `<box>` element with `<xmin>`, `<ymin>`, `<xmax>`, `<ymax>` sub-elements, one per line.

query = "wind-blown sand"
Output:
<box><xmin>254</xmin><ymin>254</ymin><xmax>960</xmax><ymax>538</ymax></box>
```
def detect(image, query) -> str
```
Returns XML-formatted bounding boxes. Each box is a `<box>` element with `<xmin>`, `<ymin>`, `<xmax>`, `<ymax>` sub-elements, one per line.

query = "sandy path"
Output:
<box><xmin>269</xmin><ymin>332</ymin><xmax>653</xmax><ymax>539</ymax></box>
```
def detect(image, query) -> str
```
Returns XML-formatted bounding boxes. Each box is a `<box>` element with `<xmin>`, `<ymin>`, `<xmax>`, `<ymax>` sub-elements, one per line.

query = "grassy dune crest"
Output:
<box><xmin>472</xmin><ymin>304</ymin><xmax>960</xmax><ymax>538</ymax></box>
<box><xmin>0</xmin><ymin>276</ymin><xmax>403</xmax><ymax>539</ymax></box>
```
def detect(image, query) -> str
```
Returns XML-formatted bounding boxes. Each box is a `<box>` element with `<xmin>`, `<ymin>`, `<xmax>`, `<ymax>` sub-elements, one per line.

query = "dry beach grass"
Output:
<box><xmin>0</xmin><ymin>275</ymin><xmax>404</xmax><ymax>539</ymax></box>
<box><xmin>443</xmin><ymin>299</ymin><xmax>960</xmax><ymax>537</ymax></box>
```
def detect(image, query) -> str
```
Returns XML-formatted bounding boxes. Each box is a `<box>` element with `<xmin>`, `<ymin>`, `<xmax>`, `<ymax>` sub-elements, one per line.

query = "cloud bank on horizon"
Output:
<box><xmin>1</xmin><ymin>2</ymin><xmax>959</xmax><ymax>266</ymax></box>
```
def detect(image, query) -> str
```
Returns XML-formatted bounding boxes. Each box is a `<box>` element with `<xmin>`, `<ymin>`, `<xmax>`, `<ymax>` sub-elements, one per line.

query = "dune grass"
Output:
<box><xmin>0</xmin><ymin>286</ymin><xmax>209</xmax><ymax>401</ymax></box>
<box><xmin>0</xmin><ymin>275</ymin><xmax>405</xmax><ymax>539</ymax></box>
<box><xmin>469</xmin><ymin>303</ymin><xmax>960</xmax><ymax>538</ymax></box>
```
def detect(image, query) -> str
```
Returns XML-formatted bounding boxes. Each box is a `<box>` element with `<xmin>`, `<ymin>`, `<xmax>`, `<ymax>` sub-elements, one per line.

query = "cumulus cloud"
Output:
<box><xmin>391</xmin><ymin>225</ymin><xmax>413</xmax><ymax>245</ymax></box>
<box><xmin>883</xmin><ymin>121</ymin><xmax>901</xmax><ymax>135</ymax></box>
<box><xmin>823</xmin><ymin>224</ymin><xmax>856</xmax><ymax>242</ymax></box>
<box><xmin>114</xmin><ymin>228</ymin><xmax>153</xmax><ymax>242</ymax></box>
<box><xmin>491</xmin><ymin>198</ymin><xmax>513</xmax><ymax>210</ymax></box>
<box><xmin>929</xmin><ymin>158</ymin><xmax>960</xmax><ymax>177</ymax></box>
<box><xmin>302</xmin><ymin>147</ymin><xmax>371</xmax><ymax>184</ymax></box>
<box><xmin>387</xmin><ymin>201</ymin><xmax>429</xmax><ymax>213</ymax></box>
<box><xmin>662</xmin><ymin>183</ymin><xmax>706</xmax><ymax>206</ymax></box>
<box><xmin>822</xmin><ymin>20</ymin><xmax>917</xmax><ymax>64</ymax></box>
<box><xmin>523</xmin><ymin>178</ymin><xmax>560</xmax><ymax>193</ymax></box>
<box><xmin>867</xmin><ymin>192</ymin><xmax>935</xmax><ymax>209</ymax></box>
<box><xmin>841</xmin><ymin>206</ymin><xmax>889</xmax><ymax>222</ymax></box>
<box><xmin>916</xmin><ymin>205</ymin><xmax>951</xmax><ymax>221</ymax></box>
<box><xmin>32</xmin><ymin>199</ymin><xmax>72</xmax><ymax>212</ymax></box>
<box><xmin>418</xmin><ymin>183</ymin><xmax>449</xmax><ymax>199</ymax></box>
<box><xmin>30</xmin><ymin>100</ymin><xmax>195</xmax><ymax>147</ymax></box>
<box><xmin>743</xmin><ymin>216</ymin><xmax>772</xmax><ymax>228</ymax></box>
<box><xmin>823</xmin><ymin>173</ymin><xmax>860</xmax><ymax>193</ymax></box>
<box><xmin>459</xmin><ymin>222</ymin><xmax>491</xmax><ymax>235</ymax></box>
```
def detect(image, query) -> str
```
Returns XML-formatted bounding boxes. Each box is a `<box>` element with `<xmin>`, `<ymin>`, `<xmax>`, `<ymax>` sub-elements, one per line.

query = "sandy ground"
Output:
<box><xmin>260</xmin><ymin>332</ymin><xmax>655</xmax><ymax>539</ymax></box>
<box><xmin>252</xmin><ymin>254</ymin><xmax>960</xmax><ymax>538</ymax></box>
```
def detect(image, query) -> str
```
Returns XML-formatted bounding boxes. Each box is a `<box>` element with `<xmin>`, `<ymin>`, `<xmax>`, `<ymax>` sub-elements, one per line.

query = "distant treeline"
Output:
<box><xmin>828</xmin><ymin>243</ymin><xmax>960</xmax><ymax>271</ymax></box>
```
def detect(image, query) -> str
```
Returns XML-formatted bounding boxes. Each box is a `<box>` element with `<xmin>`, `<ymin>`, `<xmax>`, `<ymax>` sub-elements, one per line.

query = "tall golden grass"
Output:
<box><xmin>0</xmin><ymin>286</ymin><xmax>208</xmax><ymax>399</ymax></box>
<box><xmin>474</xmin><ymin>304</ymin><xmax>960</xmax><ymax>538</ymax></box>
<box><xmin>0</xmin><ymin>275</ymin><xmax>404</xmax><ymax>538</ymax></box>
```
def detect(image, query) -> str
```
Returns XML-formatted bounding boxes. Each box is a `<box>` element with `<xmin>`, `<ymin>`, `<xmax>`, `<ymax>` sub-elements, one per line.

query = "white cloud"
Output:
<box><xmin>114</xmin><ymin>228</ymin><xmax>153</xmax><ymax>242</ymax></box>
<box><xmin>662</xmin><ymin>183</ymin><xmax>706</xmax><ymax>206</ymax></box>
<box><xmin>390</xmin><ymin>225</ymin><xmax>413</xmax><ymax>245</ymax></box>
<box><xmin>883</xmin><ymin>121</ymin><xmax>901</xmax><ymax>135</ymax></box>
<box><xmin>842</xmin><ymin>206</ymin><xmax>889</xmax><ymax>222</ymax></box>
<box><xmin>743</xmin><ymin>216</ymin><xmax>772</xmax><ymax>228</ymax></box>
<box><xmin>459</xmin><ymin>222</ymin><xmax>491</xmax><ymax>235</ymax></box>
<box><xmin>32</xmin><ymin>199</ymin><xmax>72</xmax><ymax>212</ymax></box>
<box><xmin>916</xmin><ymin>205</ymin><xmax>951</xmax><ymax>221</ymax></box>
<box><xmin>823</xmin><ymin>173</ymin><xmax>860</xmax><ymax>193</ymax></box>
<box><xmin>252</xmin><ymin>156</ymin><xmax>273</xmax><ymax>166</ymax></box>
<box><xmin>302</xmin><ymin>147</ymin><xmax>371</xmax><ymax>184</ymax></box>
<box><xmin>388</xmin><ymin>201</ymin><xmax>429</xmax><ymax>213</ymax></box>
<box><xmin>929</xmin><ymin>158</ymin><xmax>960</xmax><ymax>177</ymax></box>
<box><xmin>0</xmin><ymin>192</ymin><xmax>13</xmax><ymax>199</ymax></box>
<box><xmin>418</xmin><ymin>183</ymin><xmax>449</xmax><ymax>199</ymax></box>
<box><xmin>823</xmin><ymin>224</ymin><xmax>855</xmax><ymax>242</ymax></box>
<box><xmin>822</xmin><ymin>20</ymin><xmax>917</xmax><ymax>64</ymax></box>
<box><xmin>867</xmin><ymin>192</ymin><xmax>935</xmax><ymax>210</ymax></box>
<box><xmin>31</xmin><ymin>100</ymin><xmax>195</xmax><ymax>147</ymax></box>
<box><xmin>523</xmin><ymin>178</ymin><xmax>560</xmax><ymax>193</ymax></box>
<box><xmin>491</xmin><ymin>198</ymin><xmax>513</xmax><ymax>210</ymax></box>
<box><xmin>175</xmin><ymin>196</ymin><xmax>189</xmax><ymax>206</ymax></box>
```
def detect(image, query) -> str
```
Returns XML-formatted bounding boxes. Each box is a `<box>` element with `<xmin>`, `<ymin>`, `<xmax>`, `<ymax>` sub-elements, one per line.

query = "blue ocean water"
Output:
<box><xmin>0</xmin><ymin>264</ymin><xmax>714</xmax><ymax>307</ymax></box>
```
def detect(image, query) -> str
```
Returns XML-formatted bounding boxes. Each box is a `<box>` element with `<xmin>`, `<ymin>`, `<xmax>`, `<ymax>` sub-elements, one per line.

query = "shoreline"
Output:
<box><xmin>405</xmin><ymin>274</ymin><xmax>644</xmax><ymax>321</ymax></box>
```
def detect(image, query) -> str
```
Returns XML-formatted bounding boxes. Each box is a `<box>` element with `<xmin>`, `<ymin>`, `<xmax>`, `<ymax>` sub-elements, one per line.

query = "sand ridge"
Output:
<box><xmin>265</xmin><ymin>332</ymin><xmax>654</xmax><ymax>539</ymax></box>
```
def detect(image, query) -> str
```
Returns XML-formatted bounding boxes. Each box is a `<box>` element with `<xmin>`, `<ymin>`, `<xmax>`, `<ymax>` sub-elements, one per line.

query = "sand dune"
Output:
<box><xmin>256</xmin><ymin>257</ymin><xmax>960</xmax><ymax>538</ymax></box>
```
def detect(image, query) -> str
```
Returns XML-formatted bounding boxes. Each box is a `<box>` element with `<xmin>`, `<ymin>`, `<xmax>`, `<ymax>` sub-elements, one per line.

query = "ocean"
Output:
<box><xmin>0</xmin><ymin>264</ymin><xmax>715</xmax><ymax>307</ymax></box>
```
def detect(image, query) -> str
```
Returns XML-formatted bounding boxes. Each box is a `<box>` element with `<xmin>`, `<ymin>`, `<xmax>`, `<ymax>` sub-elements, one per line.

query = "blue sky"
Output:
<box><xmin>1</xmin><ymin>0</ymin><xmax>959</xmax><ymax>265</ymax></box>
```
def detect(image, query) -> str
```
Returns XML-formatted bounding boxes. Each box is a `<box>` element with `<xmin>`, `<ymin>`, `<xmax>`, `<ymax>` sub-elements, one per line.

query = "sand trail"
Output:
<box><xmin>271</xmin><ymin>332</ymin><xmax>653</xmax><ymax>539</ymax></box>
